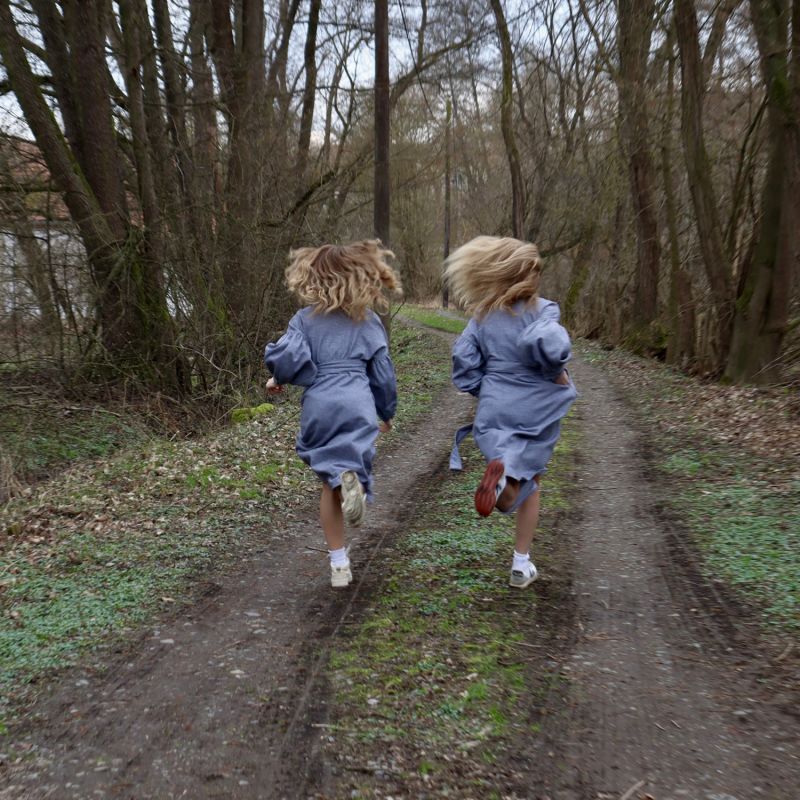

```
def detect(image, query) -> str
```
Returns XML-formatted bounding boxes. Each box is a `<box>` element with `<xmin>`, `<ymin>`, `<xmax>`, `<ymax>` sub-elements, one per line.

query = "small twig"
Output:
<box><xmin>342</xmin><ymin>764</ymin><xmax>398</xmax><ymax>775</ymax></box>
<box><xmin>494</xmin><ymin>639</ymin><xmax>544</xmax><ymax>650</ymax></box>
<box><xmin>390</xmin><ymin>299</ymin><xmax>408</xmax><ymax>321</ymax></box>
<box><xmin>670</xmin><ymin>719</ymin><xmax>682</xmax><ymax>729</ymax></box>
<box><xmin>774</xmin><ymin>641</ymin><xmax>794</xmax><ymax>663</ymax></box>
<box><xmin>619</xmin><ymin>779</ymin><xmax>645</xmax><ymax>800</ymax></box>
<box><xmin>64</xmin><ymin>405</ymin><xmax>125</xmax><ymax>418</ymax></box>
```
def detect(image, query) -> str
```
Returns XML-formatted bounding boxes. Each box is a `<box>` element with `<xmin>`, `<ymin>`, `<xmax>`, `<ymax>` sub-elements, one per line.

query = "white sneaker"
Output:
<box><xmin>331</xmin><ymin>560</ymin><xmax>353</xmax><ymax>588</ymax></box>
<box><xmin>340</xmin><ymin>471</ymin><xmax>366</xmax><ymax>527</ymax></box>
<box><xmin>509</xmin><ymin>560</ymin><xmax>538</xmax><ymax>589</ymax></box>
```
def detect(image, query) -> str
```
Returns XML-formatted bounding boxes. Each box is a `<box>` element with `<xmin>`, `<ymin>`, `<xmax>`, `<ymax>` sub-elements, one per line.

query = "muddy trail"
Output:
<box><xmin>3</xmin><ymin>337</ymin><xmax>799</xmax><ymax>799</ymax></box>
<box><xmin>534</xmin><ymin>357</ymin><xmax>799</xmax><ymax>799</ymax></box>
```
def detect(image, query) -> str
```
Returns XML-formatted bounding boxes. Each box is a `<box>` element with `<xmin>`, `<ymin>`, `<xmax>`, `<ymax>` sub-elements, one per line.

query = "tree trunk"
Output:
<box><xmin>374</xmin><ymin>0</ymin><xmax>390</xmax><ymax>247</ymax></box>
<box><xmin>117</xmin><ymin>0</ymin><xmax>185</xmax><ymax>387</ymax></box>
<box><xmin>617</xmin><ymin>0</ymin><xmax>660</xmax><ymax>328</ymax></box>
<box><xmin>725</xmin><ymin>0</ymin><xmax>799</xmax><ymax>383</ymax></box>
<box><xmin>209</xmin><ymin>0</ymin><xmax>269</xmax><ymax>330</ymax></box>
<box><xmin>296</xmin><ymin>0</ymin><xmax>321</xmax><ymax>180</ymax></box>
<box><xmin>661</xmin><ymin>27</ymin><xmax>695</xmax><ymax>366</ymax></box>
<box><xmin>490</xmin><ymin>0</ymin><xmax>525</xmax><ymax>238</ymax></box>
<box><xmin>443</xmin><ymin>99</ymin><xmax>451</xmax><ymax>308</ymax></box>
<box><xmin>674</xmin><ymin>0</ymin><xmax>734</xmax><ymax>366</ymax></box>
<box><xmin>0</xmin><ymin>0</ymin><xmax>180</xmax><ymax>387</ymax></box>
<box><xmin>374</xmin><ymin>0</ymin><xmax>391</xmax><ymax>333</ymax></box>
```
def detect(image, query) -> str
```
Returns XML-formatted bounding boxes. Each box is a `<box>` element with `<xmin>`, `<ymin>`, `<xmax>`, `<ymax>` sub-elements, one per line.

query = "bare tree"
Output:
<box><xmin>490</xmin><ymin>0</ymin><xmax>525</xmax><ymax>237</ymax></box>
<box><xmin>616</xmin><ymin>0</ymin><xmax>661</xmax><ymax>331</ymax></box>
<box><xmin>0</xmin><ymin>0</ymin><xmax>180</xmax><ymax>388</ymax></box>
<box><xmin>725</xmin><ymin>0</ymin><xmax>799</xmax><ymax>382</ymax></box>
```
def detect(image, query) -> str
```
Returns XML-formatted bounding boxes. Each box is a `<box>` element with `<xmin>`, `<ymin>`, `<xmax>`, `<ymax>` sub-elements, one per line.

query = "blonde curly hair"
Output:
<box><xmin>285</xmin><ymin>240</ymin><xmax>402</xmax><ymax>320</ymax></box>
<box><xmin>445</xmin><ymin>236</ymin><xmax>542</xmax><ymax>318</ymax></box>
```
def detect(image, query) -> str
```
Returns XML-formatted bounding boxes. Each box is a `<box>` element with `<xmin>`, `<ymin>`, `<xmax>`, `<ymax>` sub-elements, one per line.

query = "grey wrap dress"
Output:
<box><xmin>450</xmin><ymin>298</ymin><xmax>578</xmax><ymax>512</ymax></box>
<box><xmin>264</xmin><ymin>307</ymin><xmax>397</xmax><ymax>497</ymax></box>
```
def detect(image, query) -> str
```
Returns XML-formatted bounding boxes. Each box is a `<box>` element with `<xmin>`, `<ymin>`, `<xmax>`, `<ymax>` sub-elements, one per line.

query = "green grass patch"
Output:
<box><xmin>670</xmin><ymin>468</ymin><xmax>799</xmax><ymax>628</ymax></box>
<box><xmin>326</xmin><ymin>419</ymin><xmax>577</xmax><ymax>794</ymax></box>
<box><xmin>397</xmin><ymin>304</ymin><xmax>468</xmax><ymax>335</ymax></box>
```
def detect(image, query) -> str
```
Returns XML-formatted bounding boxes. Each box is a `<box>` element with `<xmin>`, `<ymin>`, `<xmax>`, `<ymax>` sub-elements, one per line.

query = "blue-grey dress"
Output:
<box><xmin>264</xmin><ymin>307</ymin><xmax>397</xmax><ymax>497</ymax></box>
<box><xmin>450</xmin><ymin>298</ymin><xmax>578</xmax><ymax>512</ymax></box>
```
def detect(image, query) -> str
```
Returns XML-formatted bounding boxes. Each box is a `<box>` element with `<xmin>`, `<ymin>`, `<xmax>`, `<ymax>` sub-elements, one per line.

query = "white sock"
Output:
<box><xmin>512</xmin><ymin>551</ymin><xmax>530</xmax><ymax>571</ymax></box>
<box><xmin>495</xmin><ymin>475</ymin><xmax>507</xmax><ymax>499</ymax></box>
<box><xmin>329</xmin><ymin>547</ymin><xmax>348</xmax><ymax>567</ymax></box>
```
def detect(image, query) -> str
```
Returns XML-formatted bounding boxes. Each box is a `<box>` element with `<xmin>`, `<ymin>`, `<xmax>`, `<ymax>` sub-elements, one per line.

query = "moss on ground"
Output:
<box><xmin>230</xmin><ymin>402</ymin><xmax>274</xmax><ymax>423</ymax></box>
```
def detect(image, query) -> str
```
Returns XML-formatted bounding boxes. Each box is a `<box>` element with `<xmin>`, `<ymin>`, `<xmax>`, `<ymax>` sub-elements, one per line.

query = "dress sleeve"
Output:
<box><xmin>452</xmin><ymin>319</ymin><xmax>485</xmax><ymax>396</ymax></box>
<box><xmin>367</xmin><ymin>347</ymin><xmax>398</xmax><ymax>422</ymax></box>
<box><xmin>517</xmin><ymin>301</ymin><xmax>572</xmax><ymax>380</ymax></box>
<box><xmin>263</xmin><ymin>313</ymin><xmax>318</xmax><ymax>387</ymax></box>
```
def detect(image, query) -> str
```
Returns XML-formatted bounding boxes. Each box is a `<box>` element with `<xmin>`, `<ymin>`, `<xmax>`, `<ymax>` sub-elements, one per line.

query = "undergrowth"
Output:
<box><xmin>0</xmin><ymin>389</ymin><xmax>150</xmax><ymax>494</ymax></box>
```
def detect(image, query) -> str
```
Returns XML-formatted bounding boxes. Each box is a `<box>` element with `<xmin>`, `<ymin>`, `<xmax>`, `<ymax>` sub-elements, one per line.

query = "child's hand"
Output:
<box><xmin>378</xmin><ymin>419</ymin><xmax>392</xmax><ymax>434</ymax></box>
<box><xmin>554</xmin><ymin>371</ymin><xmax>569</xmax><ymax>386</ymax></box>
<box><xmin>266</xmin><ymin>377</ymin><xmax>283</xmax><ymax>395</ymax></box>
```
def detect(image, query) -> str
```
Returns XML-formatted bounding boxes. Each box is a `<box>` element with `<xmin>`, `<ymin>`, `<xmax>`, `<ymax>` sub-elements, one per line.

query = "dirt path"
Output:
<box><xmin>4</xmin><ymin>342</ymin><xmax>798</xmax><ymax>800</ymax></box>
<box><xmin>541</xmin><ymin>357</ymin><xmax>800</xmax><ymax>799</ymax></box>
<box><xmin>2</xmin><ymin>376</ymin><xmax>474</xmax><ymax>799</ymax></box>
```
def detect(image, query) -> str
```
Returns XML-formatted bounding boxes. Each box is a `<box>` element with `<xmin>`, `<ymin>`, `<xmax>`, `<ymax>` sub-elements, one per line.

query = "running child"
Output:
<box><xmin>447</xmin><ymin>236</ymin><xmax>577</xmax><ymax>588</ymax></box>
<box><xmin>264</xmin><ymin>241</ymin><xmax>401</xmax><ymax>588</ymax></box>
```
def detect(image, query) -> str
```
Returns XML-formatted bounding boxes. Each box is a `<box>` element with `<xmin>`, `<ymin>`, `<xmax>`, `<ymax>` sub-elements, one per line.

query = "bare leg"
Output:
<box><xmin>320</xmin><ymin>484</ymin><xmax>345</xmax><ymax>551</ymax></box>
<box><xmin>514</xmin><ymin>477</ymin><xmax>541</xmax><ymax>556</ymax></box>
<box><xmin>496</xmin><ymin>477</ymin><xmax>520</xmax><ymax>512</ymax></box>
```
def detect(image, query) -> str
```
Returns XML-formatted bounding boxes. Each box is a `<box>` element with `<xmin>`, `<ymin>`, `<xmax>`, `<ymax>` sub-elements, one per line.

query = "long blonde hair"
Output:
<box><xmin>445</xmin><ymin>236</ymin><xmax>542</xmax><ymax>318</ymax></box>
<box><xmin>286</xmin><ymin>240</ymin><xmax>402</xmax><ymax>320</ymax></box>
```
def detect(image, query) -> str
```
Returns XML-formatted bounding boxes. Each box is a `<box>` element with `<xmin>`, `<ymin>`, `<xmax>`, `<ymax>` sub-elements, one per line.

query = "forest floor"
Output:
<box><xmin>0</xmin><ymin>310</ymin><xmax>798</xmax><ymax>799</ymax></box>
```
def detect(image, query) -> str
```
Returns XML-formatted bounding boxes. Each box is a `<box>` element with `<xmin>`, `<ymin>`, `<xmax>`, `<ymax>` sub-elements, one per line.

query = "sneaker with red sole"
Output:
<box><xmin>474</xmin><ymin>459</ymin><xmax>505</xmax><ymax>517</ymax></box>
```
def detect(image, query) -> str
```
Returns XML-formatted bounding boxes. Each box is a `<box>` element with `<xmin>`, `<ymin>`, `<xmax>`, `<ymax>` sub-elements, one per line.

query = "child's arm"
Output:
<box><xmin>452</xmin><ymin>319</ymin><xmax>485</xmax><ymax>396</ymax></box>
<box><xmin>264</xmin><ymin>314</ymin><xmax>318</xmax><ymax>388</ymax></box>
<box><xmin>517</xmin><ymin>302</ymin><xmax>572</xmax><ymax>381</ymax></box>
<box><xmin>367</xmin><ymin>345</ymin><xmax>397</xmax><ymax>425</ymax></box>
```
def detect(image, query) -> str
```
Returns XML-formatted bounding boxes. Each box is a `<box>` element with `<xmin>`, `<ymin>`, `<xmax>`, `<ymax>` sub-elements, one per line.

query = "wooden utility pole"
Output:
<box><xmin>374</xmin><ymin>0</ymin><xmax>390</xmax><ymax>331</ymax></box>
<box><xmin>374</xmin><ymin>0</ymin><xmax>390</xmax><ymax>245</ymax></box>
<box><xmin>443</xmin><ymin>99</ymin><xmax>451</xmax><ymax>308</ymax></box>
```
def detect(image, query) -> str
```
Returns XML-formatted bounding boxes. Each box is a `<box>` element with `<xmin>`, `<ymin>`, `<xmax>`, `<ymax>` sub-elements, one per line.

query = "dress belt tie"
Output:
<box><xmin>315</xmin><ymin>358</ymin><xmax>367</xmax><ymax>375</ymax></box>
